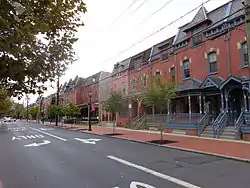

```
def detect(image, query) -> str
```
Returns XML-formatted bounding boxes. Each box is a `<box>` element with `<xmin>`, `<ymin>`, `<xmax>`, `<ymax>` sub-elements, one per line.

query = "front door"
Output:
<box><xmin>227</xmin><ymin>88</ymin><xmax>243</xmax><ymax>125</ymax></box>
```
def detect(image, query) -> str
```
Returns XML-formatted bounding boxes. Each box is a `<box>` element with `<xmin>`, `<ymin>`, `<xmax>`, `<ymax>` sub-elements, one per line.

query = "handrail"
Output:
<box><xmin>212</xmin><ymin>111</ymin><xmax>225</xmax><ymax>137</ymax></box>
<box><xmin>216</xmin><ymin>112</ymin><xmax>228</xmax><ymax>138</ymax></box>
<box><xmin>134</xmin><ymin>114</ymin><xmax>146</xmax><ymax>130</ymax></box>
<box><xmin>197</xmin><ymin>112</ymin><xmax>209</xmax><ymax>136</ymax></box>
<box><xmin>235</xmin><ymin>111</ymin><xmax>244</xmax><ymax>137</ymax></box>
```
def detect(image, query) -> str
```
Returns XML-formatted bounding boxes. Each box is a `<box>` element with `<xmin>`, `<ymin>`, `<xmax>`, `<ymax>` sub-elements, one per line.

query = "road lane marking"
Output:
<box><xmin>74</xmin><ymin>138</ymin><xmax>102</xmax><ymax>144</ymax></box>
<box><xmin>29</xmin><ymin>127</ymin><xmax>67</xmax><ymax>141</ymax></box>
<box><xmin>24</xmin><ymin>140</ymin><xmax>51</xmax><ymax>147</ymax></box>
<box><xmin>107</xmin><ymin>156</ymin><xmax>201</xmax><ymax>188</ymax></box>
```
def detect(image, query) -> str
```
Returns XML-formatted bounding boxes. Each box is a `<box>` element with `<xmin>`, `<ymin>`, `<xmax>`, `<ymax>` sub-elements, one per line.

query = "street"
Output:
<box><xmin>0</xmin><ymin>121</ymin><xmax>249</xmax><ymax>188</ymax></box>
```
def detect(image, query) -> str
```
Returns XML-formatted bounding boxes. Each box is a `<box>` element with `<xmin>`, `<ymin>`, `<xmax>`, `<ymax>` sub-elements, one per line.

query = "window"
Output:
<box><xmin>192</xmin><ymin>33</ymin><xmax>203</xmax><ymax>46</ymax></box>
<box><xmin>113</xmin><ymin>84</ymin><xmax>116</xmax><ymax>92</ymax></box>
<box><xmin>208</xmin><ymin>52</ymin><xmax>218</xmax><ymax>73</ymax></box>
<box><xmin>131</xmin><ymin>79</ymin><xmax>136</xmax><ymax>90</ymax></box>
<box><xmin>242</xmin><ymin>42</ymin><xmax>248</xmax><ymax>67</ymax></box>
<box><xmin>122</xmin><ymin>83</ymin><xmax>126</xmax><ymax>95</ymax></box>
<box><xmin>161</xmin><ymin>53</ymin><xmax>168</xmax><ymax>61</ymax></box>
<box><xmin>142</xmin><ymin>76</ymin><xmax>147</xmax><ymax>88</ymax></box>
<box><xmin>155</xmin><ymin>71</ymin><xmax>161</xmax><ymax>79</ymax></box>
<box><xmin>170</xmin><ymin>67</ymin><xmax>175</xmax><ymax>83</ymax></box>
<box><xmin>182</xmin><ymin>60</ymin><xmax>190</xmax><ymax>79</ymax></box>
<box><xmin>117</xmin><ymin>72</ymin><xmax>121</xmax><ymax>77</ymax></box>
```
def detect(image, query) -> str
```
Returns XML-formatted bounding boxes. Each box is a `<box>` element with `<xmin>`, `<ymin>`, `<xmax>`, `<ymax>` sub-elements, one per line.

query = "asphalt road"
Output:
<box><xmin>0</xmin><ymin>121</ymin><xmax>249</xmax><ymax>188</ymax></box>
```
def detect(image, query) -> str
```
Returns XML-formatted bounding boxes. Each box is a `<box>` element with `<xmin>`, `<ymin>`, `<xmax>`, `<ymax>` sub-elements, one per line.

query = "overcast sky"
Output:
<box><xmin>25</xmin><ymin>0</ymin><xmax>230</xmax><ymax>104</ymax></box>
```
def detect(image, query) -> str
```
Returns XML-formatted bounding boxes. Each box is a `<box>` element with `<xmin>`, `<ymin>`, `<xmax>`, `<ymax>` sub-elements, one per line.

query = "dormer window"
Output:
<box><xmin>92</xmin><ymin>78</ymin><xmax>96</xmax><ymax>82</ymax></box>
<box><xmin>192</xmin><ymin>33</ymin><xmax>203</xmax><ymax>46</ymax></box>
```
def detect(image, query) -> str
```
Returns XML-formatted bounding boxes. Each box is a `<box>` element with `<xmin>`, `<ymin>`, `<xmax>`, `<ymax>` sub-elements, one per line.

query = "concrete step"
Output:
<box><xmin>201</xmin><ymin>134</ymin><xmax>214</xmax><ymax>138</ymax></box>
<box><xmin>219</xmin><ymin>135</ymin><xmax>236</xmax><ymax>140</ymax></box>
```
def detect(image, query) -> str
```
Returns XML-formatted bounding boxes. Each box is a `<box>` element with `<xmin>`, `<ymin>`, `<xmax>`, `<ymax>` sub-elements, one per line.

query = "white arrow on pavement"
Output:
<box><xmin>74</xmin><ymin>138</ymin><xmax>102</xmax><ymax>144</ymax></box>
<box><xmin>12</xmin><ymin>136</ymin><xmax>21</xmax><ymax>140</ymax></box>
<box><xmin>24</xmin><ymin>140</ymin><xmax>51</xmax><ymax>147</ymax></box>
<box><xmin>40</xmin><ymin>128</ymin><xmax>54</xmax><ymax>131</ymax></box>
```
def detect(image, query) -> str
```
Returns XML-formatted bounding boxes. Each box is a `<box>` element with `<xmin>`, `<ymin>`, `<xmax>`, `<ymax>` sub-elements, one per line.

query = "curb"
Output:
<box><xmin>78</xmin><ymin>130</ymin><xmax>250</xmax><ymax>163</ymax></box>
<box><xmin>37</xmin><ymin>123</ymin><xmax>250</xmax><ymax>163</ymax></box>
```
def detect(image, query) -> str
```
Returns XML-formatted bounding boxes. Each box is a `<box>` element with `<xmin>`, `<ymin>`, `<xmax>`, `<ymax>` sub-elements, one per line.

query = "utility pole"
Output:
<box><xmin>26</xmin><ymin>95</ymin><xmax>29</xmax><ymax>122</ymax></box>
<box><xmin>55</xmin><ymin>76</ymin><xmax>60</xmax><ymax>126</ymax></box>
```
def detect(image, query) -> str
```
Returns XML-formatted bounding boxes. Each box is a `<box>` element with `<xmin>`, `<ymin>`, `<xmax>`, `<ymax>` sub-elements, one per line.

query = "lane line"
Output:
<box><xmin>29</xmin><ymin>127</ymin><xmax>67</xmax><ymax>141</ymax></box>
<box><xmin>107</xmin><ymin>155</ymin><xmax>201</xmax><ymax>188</ymax></box>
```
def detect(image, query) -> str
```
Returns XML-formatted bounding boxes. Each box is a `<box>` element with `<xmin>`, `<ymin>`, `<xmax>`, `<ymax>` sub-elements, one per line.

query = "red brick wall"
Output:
<box><xmin>112</xmin><ymin>71</ymin><xmax>128</xmax><ymax>95</ymax></box>
<box><xmin>77</xmin><ymin>83</ymin><xmax>99</xmax><ymax>105</ymax></box>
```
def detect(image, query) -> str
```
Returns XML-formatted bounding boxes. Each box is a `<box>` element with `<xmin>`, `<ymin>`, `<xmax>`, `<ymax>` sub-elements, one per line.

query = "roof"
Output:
<box><xmin>151</xmin><ymin>36</ymin><xmax>175</xmax><ymax>62</ymax></box>
<box><xmin>112</xmin><ymin>58</ymin><xmax>131</xmax><ymax>75</ymax></box>
<box><xmin>173</xmin><ymin>0</ymin><xmax>244</xmax><ymax>45</ymax></box>
<box><xmin>129</xmin><ymin>48</ymin><xmax>152</xmax><ymax>68</ymax></box>
<box><xmin>83</xmin><ymin>71</ymin><xmax>102</xmax><ymax>86</ymax></box>
<box><xmin>184</xmin><ymin>6</ymin><xmax>209</xmax><ymax>31</ymax></box>
<box><xmin>175</xmin><ymin>78</ymin><xmax>202</xmax><ymax>92</ymax></box>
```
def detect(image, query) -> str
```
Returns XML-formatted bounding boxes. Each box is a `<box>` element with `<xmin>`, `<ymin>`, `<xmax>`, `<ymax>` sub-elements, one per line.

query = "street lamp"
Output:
<box><xmin>88</xmin><ymin>91</ymin><xmax>92</xmax><ymax>131</ymax></box>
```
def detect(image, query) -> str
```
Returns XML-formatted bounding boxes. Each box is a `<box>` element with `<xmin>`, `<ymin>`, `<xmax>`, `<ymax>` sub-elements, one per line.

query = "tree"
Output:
<box><xmin>0</xmin><ymin>88</ymin><xmax>12</xmax><ymax>115</ymax></box>
<box><xmin>14</xmin><ymin>103</ymin><xmax>24</xmax><ymax>119</ymax></box>
<box><xmin>65</xmin><ymin>104</ymin><xmax>80</xmax><ymax>124</ymax></box>
<box><xmin>143</xmin><ymin>76</ymin><xmax>176</xmax><ymax>143</ymax></box>
<box><xmin>103</xmin><ymin>92</ymin><xmax>123</xmax><ymax>134</ymax></box>
<box><xmin>30</xmin><ymin>106</ymin><xmax>39</xmax><ymax>120</ymax></box>
<box><xmin>1</xmin><ymin>0</ymin><xmax>87</xmax><ymax>96</ymax></box>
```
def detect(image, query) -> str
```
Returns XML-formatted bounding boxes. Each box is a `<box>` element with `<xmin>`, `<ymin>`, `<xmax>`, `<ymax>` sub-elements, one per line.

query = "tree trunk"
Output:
<box><xmin>113</xmin><ymin>120</ymin><xmax>115</xmax><ymax>134</ymax></box>
<box><xmin>160</xmin><ymin>111</ymin><xmax>163</xmax><ymax>143</ymax></box>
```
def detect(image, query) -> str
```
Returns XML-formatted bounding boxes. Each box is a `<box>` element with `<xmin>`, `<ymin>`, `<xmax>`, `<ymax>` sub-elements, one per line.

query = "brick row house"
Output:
<box><xmin>41</xmin><ymin>0</ymin><xmax>250</xmax><ymax>140</ymax></box>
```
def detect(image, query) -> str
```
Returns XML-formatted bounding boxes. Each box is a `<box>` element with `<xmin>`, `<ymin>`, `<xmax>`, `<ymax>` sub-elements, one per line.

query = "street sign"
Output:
<box><xmin>74</xmin><ymin>138</ymin><xmax>102</xmax><ymax>144</ymax></box>
<box><xmin>24</xmin><ymin>140</ymin><xmax>51</xmax><ymax>147</ymax></box>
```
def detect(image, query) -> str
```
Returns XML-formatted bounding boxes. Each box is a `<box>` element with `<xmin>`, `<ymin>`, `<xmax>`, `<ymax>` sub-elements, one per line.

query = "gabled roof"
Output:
<box><xmin>173</xmin><ymin>0</ymin><xmax>244</xmax><ymax>45</ymax></box>
<box><xmin>84</xmin><ymin>71</ymin><xmax>102</xmax><ymax>86</ymax></box>
<box><xmin>201</xmin><ymin>76</ymin><xmax>224</xmax><ymax>89</ymax></box>
<box><xmin>184</xmin><ymin>6</ymin><xmax>209</xmax><ymax>31</ymax></box>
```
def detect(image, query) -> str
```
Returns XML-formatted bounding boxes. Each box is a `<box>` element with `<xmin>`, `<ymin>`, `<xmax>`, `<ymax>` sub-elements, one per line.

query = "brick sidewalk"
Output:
<box><xmin>28</xmin><ymin>120</ymin><xmax>250</xmax><ymax>162</ymax></box>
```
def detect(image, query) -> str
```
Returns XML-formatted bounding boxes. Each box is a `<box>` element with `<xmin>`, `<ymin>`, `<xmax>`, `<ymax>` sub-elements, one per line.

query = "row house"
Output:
<box><xmin>75</xmin><ymin>71</ymin><xmax>110</xmax><ymax>120</ymax></box>
<box><xmin>114</xmin><ymin>0</ymin><xmax>250</xmax><ymax>139</ymax></box>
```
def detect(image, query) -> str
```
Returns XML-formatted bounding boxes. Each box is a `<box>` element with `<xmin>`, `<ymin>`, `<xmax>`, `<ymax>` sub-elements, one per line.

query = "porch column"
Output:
<box><xmin>244</xmin><ymin>93</ymin><xmax>248</xmax><ymax>112</ymax></box>
<box><xmin>188</xmin><ymin>94</ymin><xmax>191</xmax><ymax>123</ymax></box>
<box><xmin>167</xmin><ymin>99</ymin><xmax>170</xmax><ymax>114</ymax></box>
<box><xmin>107</xmin><ymin>112</ymin><xmax>110</xmax><ymax>122</ymax></box>
<box><xmin>203</xmin><ymin>95</ymin><xmax>206</xmax><ymax>113</ymax></box>
<box><xmin>221</xmin><ymin>91</ymin><xmax>224</xmax><ymax>112</ymax></box>
<box><xmin>137</xmin><ymin>99</ymin><xmax>143</xmax><ymax>116</ymax></box>
<box><xmin>225</xmin><ymin>90</ymin><xmax>229</xmax><ymax>112</ymax></box>
<box><xmin>199</xmin><ymin>95</ymin><xmax>202</xmax><ymax>114</ymax></box>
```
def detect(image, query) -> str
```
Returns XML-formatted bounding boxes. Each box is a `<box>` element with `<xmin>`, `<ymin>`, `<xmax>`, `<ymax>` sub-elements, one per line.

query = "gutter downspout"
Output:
<box><xmin>225</xmin><ymin>28</ymin><xmax>231</xmax><ymax>76</ymax></box>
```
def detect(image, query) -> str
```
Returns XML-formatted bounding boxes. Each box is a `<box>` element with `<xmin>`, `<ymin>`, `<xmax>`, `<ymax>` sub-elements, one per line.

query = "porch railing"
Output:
<box><xmin>216</xmin><ymin>112</ymin><xmax>229</xmax><ymax>138</ymax></box>
<box><xmin>167</xmin><ymin>113</ymin><xmax>204</xmax><ymax>125</ymax></box>
<box><xmin>197</xmin><ymin>112</ymin><xmax>210</xmax><ymax>136</ymax></box>
<box><xmin>133</xmin><ymin>113</ymin><xmax>147</xmax><ymax>130</ymax></box>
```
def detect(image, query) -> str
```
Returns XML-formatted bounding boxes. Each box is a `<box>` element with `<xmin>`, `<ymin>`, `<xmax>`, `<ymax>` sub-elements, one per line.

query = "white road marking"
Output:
<box><xmin>74</xmin><ymin>138</ymin><xmax>102</xmax><ymax>144</ymax></box>
<box><xmin>40</xmin><ymin>128</ymin><xmax>54</xmax><ymax>131</ymax></box>
<box><xmin>12</xmin><ymin>136</ymin><xmax>21</xmax><ymax>140</ymax></box>
<box><xmin>19</xmin><ymin>136</ymin><xmax>27</xmax><ymax>139</ymax></box>
<box><xmin>107</xmin><ymin>156</ymin><xmax>202</xmax><ymax>188</ymax></box>
<box><xmin>130</xmin><ymin>181</ymin><xmax>155</xmax><ymax>188</ymax></box>
<box><xmin>24</xmin><ymin>140</ymin><xmax>51</xmax><ymax>147</ymax></box>
<box><xmin>29</xmin><ymin>127</ymin><xmax>67</xmax><ymax>141</ymax></box>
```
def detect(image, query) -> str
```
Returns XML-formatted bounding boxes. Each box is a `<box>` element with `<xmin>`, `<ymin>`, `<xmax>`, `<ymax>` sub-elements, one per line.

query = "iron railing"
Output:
<box><xmin>216</xmin><ymin>112</ymin><xmax>229</xmax><ymax>138</ymax></box>
<box><xmin>197</xmin><ymin>112</ymin><xmax>210</xmax><ymax>136</ymax></box>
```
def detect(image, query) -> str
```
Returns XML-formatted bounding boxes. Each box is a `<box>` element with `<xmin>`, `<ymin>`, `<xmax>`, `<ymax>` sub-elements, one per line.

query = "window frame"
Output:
<box><xmin>241</xmin><ymin>42</ymin><xmax>249</xmax><ymax>68</ymax></box>
<box><xmin>131</xmin><ymin>79</ymin><xmax>136</xmax><ymax>90</ymax></box>
<box><xmin>122</xmin><ymin>83</ymin><xmax>126</xmax><ymax>95</ymax></box>
<box><xmin>170</xmin><ymin>67</ymin><xmax>175</xmax><ymax>83</ymax></box>
<box><xmin>207</xmin><ymin>52</ymin><xmax>218</xmax><ymax>74</ymax></box>
<box><xmin>182</xmin><ymin>60</ymin><xmax>190</xmax><ymax>79</ymax></box>
<box><xmin>142</xmin><ymin>76</ymin><xmax>147</xmax><ymax>88</ymax></box>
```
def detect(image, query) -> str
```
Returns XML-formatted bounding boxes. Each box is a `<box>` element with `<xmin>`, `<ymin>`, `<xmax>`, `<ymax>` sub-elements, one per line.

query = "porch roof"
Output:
<box><xmin>201</xmin><ymin>76</ymin><xmax>224</xmax><ymax>89</ymax></box>
<box><xmin>174</xmin><ymin>78</ymin><xmax>202</xmax><ymax>92</ymax></box>
<box><xmin>219</xmin><ymin>76</ymin><xmax>242</xmax><ymax>90</ymax></box>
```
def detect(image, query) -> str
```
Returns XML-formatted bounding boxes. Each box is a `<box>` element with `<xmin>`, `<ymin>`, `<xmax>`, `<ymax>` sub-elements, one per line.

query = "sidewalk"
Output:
<box><xmin>30</xmin><ymin>120</ymin><xmax>250</xmax><ymax>162</ymax></box>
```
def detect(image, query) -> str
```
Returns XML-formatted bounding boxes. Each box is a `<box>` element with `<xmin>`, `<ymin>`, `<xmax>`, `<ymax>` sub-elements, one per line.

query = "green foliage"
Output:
<box><xmin>143</xmin><ymin>76</ymin><xmax>176</xmax><ymax>112</ymax></box>
<box><xmin>0</xmin><ymin>87</ymin><xmax>12</xmax><ymax>114</ymax></box>
<box><xmin>30</xmin><ymin>106</ymin><xmax>39</xmax><ymax>119</ymax></box>
<box><xmin>0</xmin><ymin>0</ymin><xmax>87</xmax><ymax>96</ymax></box>
<box><xmin>103</xmin><ymin>92</ymin><xmax>123</xmax><ymax>115</ymax></box>
<box><xmin>65</xmin><ymin>104</ymin><xmax>80</xmax><ymax>117</ymax></box>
